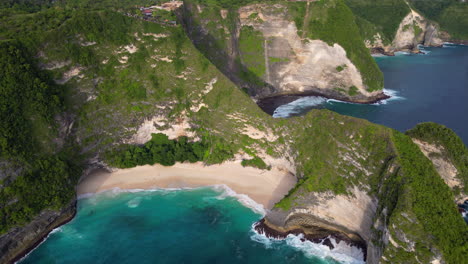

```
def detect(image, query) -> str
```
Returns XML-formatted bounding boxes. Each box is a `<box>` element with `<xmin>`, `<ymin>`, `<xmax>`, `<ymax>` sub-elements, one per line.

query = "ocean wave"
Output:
<box><xmin>251</xmin><ymin>226</ymin><xmax>365</xmax><ymax>264</ymax></box>
<box><xmin>211</xmin><ymin>184</ymin><xmax>266</xmax><ymax>216</ymax></box>
<box><xmin>373</xmin><ymin>88</ymin><xmax>406</xmax><ymax>105</ymax></box>
<box><xmin>127</xmin><ymin>196</ymin><xmax>143</xmax><ymax>208</ymax></box>
<box><xmin>394</xmin><ymin>51</ymin><xmax>410</xmax><ymax>56</ymax></box>
<box><xmin>273</xmin><ymin>96</ymin><xmax>327</xmax><ymax>118</ymax></box>
<box><xmin>14</xmin><ymin>226</ymin><xmax>63</xmax><ymax>264</ymax></box>
<box><xmin>272</xmin><ymin>87</ymin><xmax>405</xmax><ymax>118</ymax></box>
<box><xmin>79</xmin><ymin>185</ymin><xmax>266</xmax><ymax>216</ymax></box>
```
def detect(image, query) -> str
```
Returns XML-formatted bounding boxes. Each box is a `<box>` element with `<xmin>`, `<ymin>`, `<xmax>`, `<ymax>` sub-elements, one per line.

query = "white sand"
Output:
<box><xmin>77</xmin><ymin>161</ymin><xmax>296</xmax><ymax>209</ymax></box>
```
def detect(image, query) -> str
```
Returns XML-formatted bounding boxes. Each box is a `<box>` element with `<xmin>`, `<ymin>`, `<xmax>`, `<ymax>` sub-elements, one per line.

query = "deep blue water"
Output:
<box><xmin>19</xmin><ymin>188</ymin><xmax>364</xmax><ymax>264</ymax></box>
<box><xmin>273</xmin><ymin>44</ymin><xmax>468</xmax><ymax>144</ymax></box>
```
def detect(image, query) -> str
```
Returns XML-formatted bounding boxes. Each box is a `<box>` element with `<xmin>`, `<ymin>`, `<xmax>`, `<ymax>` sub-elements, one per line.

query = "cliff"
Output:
<box><xmin>0</xmin><ymin>2</ymin><xmax>467</xmax><ymax>264</ymax></box>
<box><xmin>346</xmin><ymin>0</ymin><xmax>468</xmax><ymax>55</ymax></box>
<box><xmin>256</xmin><ymin>115</ymin><xmax>468</xmax><ymax>263</ymax></box>
<box><xmin>0</xmin><ymin>201</ymin><xmax>76</xmax><ymax>264</ymax></box>
<box><xmin>180</xmin><ymin>0</ymin><xmax>387</xmax><ymax>103</ymax></box>
<box><xmin>363</xmin><ymin>9</ymin><xmax>444</xmax><ymax>55</ymax></box>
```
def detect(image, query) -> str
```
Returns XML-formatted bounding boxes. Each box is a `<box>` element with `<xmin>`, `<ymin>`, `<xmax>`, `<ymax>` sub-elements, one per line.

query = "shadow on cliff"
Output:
<box><xmin>177</xmin><ymin>3</ymin><xmax>273</xmax><ymax>98</ymax></box>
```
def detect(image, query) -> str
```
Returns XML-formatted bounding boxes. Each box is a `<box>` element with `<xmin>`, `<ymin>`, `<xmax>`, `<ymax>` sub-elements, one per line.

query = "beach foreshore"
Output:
<box><xmin>77</xmin><ymin>161</ymin><xmax>297</xmax><ymax>210</ymax></box>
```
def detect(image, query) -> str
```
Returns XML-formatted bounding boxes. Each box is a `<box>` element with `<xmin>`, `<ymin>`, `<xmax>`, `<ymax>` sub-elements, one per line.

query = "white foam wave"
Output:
<box><xmin>251</xmin><ymin>226</ymin><xmax>365</xmax><ymax>264</ymax></box>
<box><xmin>14</xmin><ymin>226</ymin><xmax>63</xmax><ymax>264</ymax></box>
<box><xmin>443</xmin><ymin>42</ymin><xmax>459</xmax><ymax>48</ymax></box>
<box><xmin>373</xmin><ymin>88</ymin><xmax>405</xmax><ymax>105</ymax></box>
<box><xmin>273</xmin><ymin>96</ymin><xmax>327</xmax><ymax>118</ymax></box>
<box><xmin>211</xmin><ymin>184</ymin><xmax>266</xmax><ymax>216</ymax></box>
<box><xmin>285</xmin><ymin>234</ymin><xmax>365</xmax><ymax>264</ymax></box>
<box><xmin>395</xmin><ymin>51</ymin><xmax>410</xmax><ymax>56</ymax></box>
<box><xmin>127</xmin><ymin>197</ymin><xmax>143</xmax><ymax>208</ymax></box>
<box><xmin>79</xmin><ymin>186</ymin><xmax>265</xmax><ymax>215</ymax></box>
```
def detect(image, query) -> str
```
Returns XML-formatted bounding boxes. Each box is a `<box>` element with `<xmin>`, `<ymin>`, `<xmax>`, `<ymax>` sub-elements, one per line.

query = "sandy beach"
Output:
<box><xmin>77</xmin><ymin>161</ymin><xmax>296</xmax><ymax>209</ymax></box>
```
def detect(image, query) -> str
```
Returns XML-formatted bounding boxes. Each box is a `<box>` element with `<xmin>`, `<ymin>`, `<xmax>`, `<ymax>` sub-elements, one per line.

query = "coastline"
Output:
<box><xmin>2</xmin><ymin>201</ymin><xmax>76</xmax><ymax>264</ymax></box>
<box><xmin>257</xmin><ymin>91</ymin><xmax>389</xmax><ymax>116</ymax></box>
<box><xmin>77</xmin><ymin>161</ymin><xmax>297</xmax><ymax>210</ymax></box>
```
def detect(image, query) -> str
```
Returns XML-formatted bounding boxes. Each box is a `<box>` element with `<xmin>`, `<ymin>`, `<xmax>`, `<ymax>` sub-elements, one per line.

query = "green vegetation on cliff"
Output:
<box><xmin>239</xmin><ymin>25</ymin><xmax>266</xmax><ymax>84</ymax></box>
<box><xmin>241</xmin><ymin>156</ymin><xmax>268</xmax><ymax>170</ymax></box>
<box><xmin>0</xmin><ymin>42</ymin><xmax>81</xmax><ymax>234</ymax></box>
<box><xmin>344</xmin><ymin>0</ymin><xmax>410</xmax><ymax>42</ymax></box>
<box><xmin>406</xmin><ymin>122</ymin><xmax>468</xmax><ymax>193</ymax></box>
<box><xmin>390</xmin><ymin>131</ymin><xmax>468</xmax><ymax>263</ymax></box>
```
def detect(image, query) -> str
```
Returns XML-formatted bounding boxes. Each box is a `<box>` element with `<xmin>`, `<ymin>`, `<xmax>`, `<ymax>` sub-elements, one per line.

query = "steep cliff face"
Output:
<box><xmin>255</xmin><ymin>113</ymin><xmax>468</xmax><ymax>264</ymax></box>
<box><xmin>180</xmin><ymin>0</ymin><xmax>387</xmax><ymax>103</ymax></box>
<box><xmin>364</xmin><ymin>9</ymin><xmax>444</xmax><ymax>55</ymax></box>
<box><xmin>0</xmin><ymin>201</ymin><xmax>76</xmax><ymax>264</ymax></box>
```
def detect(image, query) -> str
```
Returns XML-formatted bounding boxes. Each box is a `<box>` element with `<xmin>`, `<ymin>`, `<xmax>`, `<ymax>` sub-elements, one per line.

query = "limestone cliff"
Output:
<box><xmin>254</xmin><ymin>114</ymin><xmax>468</xmax><ymax>264</ymax></box>
<box><xmin>180</xmin><ymin>0</ymin><xmax>387</xmax><ymax>104</ymax></box>
<box><xmin>0</xmin><ymin>201</ymin><xmax>76</xmax><ymax>264</ymax></box>
<box><xmin>364</xmin><ymin>9</ymin><xmax>444</xmax><ymax>55</ymax></box>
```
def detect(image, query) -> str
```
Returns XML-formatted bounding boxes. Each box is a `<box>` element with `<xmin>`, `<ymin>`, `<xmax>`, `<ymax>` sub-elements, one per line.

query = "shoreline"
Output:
<box><xmin>257</xmin><ymin>91</ymin><xmax>389</xmax><ymax>116</ymax></box>
<box><xmin>7</xmin><ymin>202</ymin><xmax>76</xmax><ymax>264</ymax></box>
<box><xmin>77</xmin><ymin>161</ymin><xmax>297</xmax><ymax>210</ymax></box>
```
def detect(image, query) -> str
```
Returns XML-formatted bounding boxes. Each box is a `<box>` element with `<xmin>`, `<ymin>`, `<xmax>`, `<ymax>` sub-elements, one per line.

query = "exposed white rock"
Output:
<box><xmin>40</xmin><ymin>60</ymin><xmax>71</xmax><ymax>70</ymax></box>
<box><xmin>412</xmin><ymin>139</ymin><xmax>461</xmax><ymax>189</ymax></box>
<box><xmin>55</xmin><ymin>66</ymin><xmax>84</xmax><ymax>84</ymax></box>
<box><xmin>142</xmin><ymin>33</ymin><xmax>169</xmax><ymax>41</ymax></box>
<box><xmin>123</xmin><ymin>44</ymin><xmax>138</xmax><ymax>54</ymax></box>
<box><xmin>392</xmin><ymin>9</ymin><xmax>443</xmax><ymax>51</ymax></box>
<box><xmin>127</xmin><ymin>113</ymin><xmax>197</xmax><ymax>144</ymax></box>
<box><xmin>238</xmin><ymin>4</ymin><xmax>378</xmax><ymax>98</ymax></box>
<box><xmin>81</xmin><ymin>41</ymin><xmax>96</xmax><ymax>47</ymax></box>
<box><xmin>290</xmin><ymin>186</ymin><xmax>378</xmax><ymax>242</ymax></box>
<box><xmin>119</xmin><ymin>56</ymin><xmax>129</xmax><ymax>64</ymax></box>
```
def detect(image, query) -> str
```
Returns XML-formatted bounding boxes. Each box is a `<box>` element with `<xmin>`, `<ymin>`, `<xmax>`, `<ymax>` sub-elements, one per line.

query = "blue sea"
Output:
<box><xmin>19</xmin><ymin>188</ymin><xmax>364</xmax><ymax>264</ymax></box>
<box><xmin>19</xmin><ymin>45</ymin><xmax>468</xmax><ymax>263</ymax></box>
<box><xmin>273</xmin><ymin>44</ymin><xmax>468</xmax><ymax>144</ymax></box>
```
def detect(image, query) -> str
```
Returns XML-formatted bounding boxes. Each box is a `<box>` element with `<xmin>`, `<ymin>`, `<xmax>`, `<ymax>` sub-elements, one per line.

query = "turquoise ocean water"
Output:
<box><xmin>19</xmin><ymin>188</ymin><xmax>364</xmax><ymax>264</ymax></box>
<box><xmin>19</xmin><ymin>45</ymin><xmax>468</xmax><ymax>263</ymax></box>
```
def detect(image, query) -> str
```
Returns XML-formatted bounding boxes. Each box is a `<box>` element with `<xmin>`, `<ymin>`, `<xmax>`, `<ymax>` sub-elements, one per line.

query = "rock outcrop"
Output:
<box><xmin>180</xmin><ymin>1</ymin><xmax>388</xmax><ymax>104</ymax></box>
<box><xmin>365</xmin><ymin>9</ymin><xmax>444</xmax><ymax>55</ymax></box>
<box><xmin>0</xmin><ymin>201</ymin><xmax>76</xmax><ymax>264</ymax></box>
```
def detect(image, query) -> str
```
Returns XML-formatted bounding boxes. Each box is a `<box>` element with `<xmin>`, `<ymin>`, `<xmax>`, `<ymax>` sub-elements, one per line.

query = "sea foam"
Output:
<box><xmin>251</xmin><ymin>226</ymin><xmax>365</xmax><ymax>264</ymax></box>
<box><xmin>80</xmin><ymin>185</ymin><xmax>266</xmax><ymax>216</ymax></box>
<box><xmin>14</xmin><ymin>226</ymin><xmax>63</xmax><ymax>264</ymax></box>
<box><xmin>212</xmin><ymin>184</ymin><xmax>266</xmax><ymax>216</ymax></box>
<box><xmin>273</xmin><ymin>96</ymin><xmax>327</xmax><ymax>118</ymax></box>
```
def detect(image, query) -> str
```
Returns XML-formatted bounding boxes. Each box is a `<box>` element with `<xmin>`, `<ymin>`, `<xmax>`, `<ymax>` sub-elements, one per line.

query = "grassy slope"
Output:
<box><xmin>344</xmin><ymin>0</ymin><xmax>410</xmax><ymax>43</ymax></box>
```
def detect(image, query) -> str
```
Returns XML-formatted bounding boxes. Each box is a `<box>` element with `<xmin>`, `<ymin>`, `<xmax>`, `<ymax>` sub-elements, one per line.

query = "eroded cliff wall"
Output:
<box><xmin>180</xmin><ymin>0</ymin><xmax>387</xmax><ymax>103</ymax></box>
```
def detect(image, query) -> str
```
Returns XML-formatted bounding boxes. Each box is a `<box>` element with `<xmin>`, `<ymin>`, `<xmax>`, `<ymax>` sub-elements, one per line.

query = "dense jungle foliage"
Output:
<box><xmin>0</xmin><ymin>42</ymin><xmax>82</xmax><ymax>234</ymax></box>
